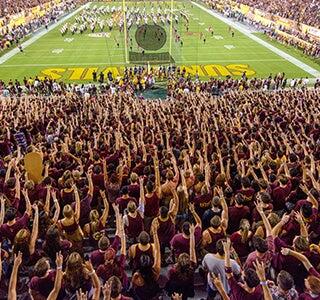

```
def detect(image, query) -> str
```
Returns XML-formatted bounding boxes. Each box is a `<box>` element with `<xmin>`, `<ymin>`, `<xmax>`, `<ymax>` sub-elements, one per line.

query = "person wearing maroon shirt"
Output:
<box><xmin>193</xmin><ymin>185</ymin><xmax>212</xmax><ymax>217</ymax></box>
<box><xmin>90</xmin><ymin>204</ymin><xmax>122</xmax><ymax>268</ymax></box>
<box><xmin>129</xmin><ymin>231</ymin><xmax>154</xmax><ymax>272</ymax></box>
<box><xmin>170</xmin><ymin>204</ymin><xmax>202</xmax><ymax>259</ymax></box>
<box><xmin>97</xmin><ymin>221</ymin><xmax>128</xmax><ymax>289</ymax></box>
<box><xmin>0</xmin><ymin>190</ymin><xmax>31</xmax><ymax>243</ymax></box>
<box><xmin>104</xmin><ymin>276</ymin><xmax>133</xmax><ymax>300</ymax></box>
<box><xmin>116</xmin><ymin>186</ymin><xmax>137</xmax><ymax>214</ymax></box>
<box><xmin>272</xmin><ymin>174</ymin><xmax>292</xmax><ymax>211</ymax></box>
<box><xmin>29</xmin><ymin>257</ymin><xmax>60</xmax><ymax>299</ymax></box>
<box><xmin>281</xmin><ymin>248</ymin><xmax>320</xmax><ymax>300</ymax></box>
<box><xmin>224</xmin><ymin>238</ymin><xmax>264</xmax><ymax>300</ymax></box>
<box><xmin>202</xmin><ymin>188</ymin><xmax>228</xmax><ymax>254</ymax></box>
<box><xmin>236</xmin><ymin>177</ymin><xmax>256</xmax><ymax>204</ymax></box>
<box><xmin>244</xmin><ymin>200</ymin><xmax>275</xmax><ymax>273</ymax></box>
<box><xmin>128</xmin><ymin>172</ymin><xmax>140</xmax><ymax>201</ymax></box>
<box><xmin>230</xmin><ymin>219</ymin><xmax>252</xmax><ymax>262</ymax></box>
<box><xmin>227</xmin><ymin>193</ymin><xmax>250</xmax><ymax>234</ymax></box>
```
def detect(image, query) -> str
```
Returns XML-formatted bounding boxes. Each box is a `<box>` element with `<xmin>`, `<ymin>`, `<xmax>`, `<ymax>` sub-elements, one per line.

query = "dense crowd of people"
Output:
<box><xmin>0</xmin><ymin>82</ymin><xmax>319</xmax><ymax>300</ymax></box>
<box><xmin>204</xmin><ymin>0</ymin><xmax>320</xmax><ymax>59</ymax></box>
<box><xmin>1</xmin><ymin>69</ymin><xmax>319</xmax><ymax>97</ymax></box>
<box><xmin>0</xmin><ymin>0</ymin><xmax>77</xmax><ymax>53</ymax></box>
<box><xmin>0</xmin><ymin>0</ymin><xmax>58</xmax><ymax>18</ymax></box>
<box><xmin>205</xmin><ymin>0</ymin><xmax>320</xmax><ymax>28</ymax></box>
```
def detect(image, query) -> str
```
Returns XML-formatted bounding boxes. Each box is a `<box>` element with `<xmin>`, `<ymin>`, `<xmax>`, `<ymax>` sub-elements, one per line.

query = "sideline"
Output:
<box><xmin>192</xmin><ymin>1</ymin><xmax>320</xmax><ymax>78</ymax></box>
<box><xmin>0</xmin><ymin>2</ymin><xmax>90</xmax><ymax>65</ymax></box>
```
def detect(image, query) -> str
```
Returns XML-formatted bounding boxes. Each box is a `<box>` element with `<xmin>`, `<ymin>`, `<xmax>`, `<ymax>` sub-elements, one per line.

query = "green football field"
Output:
<box><xmin>0</xmin><ymin>0</ymin><xmax>319</xmax><ymax>83</ymax></box>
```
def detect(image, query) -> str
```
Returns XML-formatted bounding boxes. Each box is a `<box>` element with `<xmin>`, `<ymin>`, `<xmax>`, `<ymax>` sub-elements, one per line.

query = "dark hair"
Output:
<box><xmin>159</xmin><ymin>206</ymin><xmax>168</xmax><ymax>219</ymax></box>
<box><xmin>5</xmin><ymin>207</ymin><xmax>16</xmax><ymax>221</ymax></box>
<box><xmin>93</xmin><ymin>165</ymin><xmax>102</xmax><ymax>174</ymax></box>
<box><xmin>277</xmin><ymin>270</ymin><xmax>294</xmax><ymax>291</ymax></box>
<box><xmin>301</xmin><ymin>203</ymin><xmax>313</xmax><ymax>219</ymax></box>
<box><xmin>252</xmin><ymin>236</ymin><xmax>268</xmax><ymax>253</ymax></box>
<box><xmin>146</xmin><ymin>181</ymin><xmax>154</xmax><ymax>193</ymax></box>
<box><xmin>120</xmin><ymin>186</ymin><xmax>129</xmax><ymax>195</ymax></box>
<box><xmin>216</xmin><ymin>239</ymin><xmax>225</xmax><ymax>256</ymax></box>
<box><xmin>43</xmin><ymin>226</ymin><xmax>62</xmax><ymax>262</ymax></box>
<box><xmin>244</xmin><ymin>268</ymin><xmax>260</xmax><ymax>288</ymax></box>
<box><xmin>241</xmin><ymin>177</ymin><xmax>251</xmax><ymax>188</ymax></box>
<box><xmin>235</xmin><ymin>193</ymin><xmax>245</xmax><ymax>205</ymax></box>
<box><xmin>182</xmin><ymin>222</ymin><xmax>190</xmax><ymax>236</ymax></box>
<box><xmin>138</xmin><ymin>231</ymin><xmax>150</xmax><ymax>245</ymax></box>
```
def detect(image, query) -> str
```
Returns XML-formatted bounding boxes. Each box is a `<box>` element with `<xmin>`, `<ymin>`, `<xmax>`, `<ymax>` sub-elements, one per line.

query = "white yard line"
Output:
<box><xmin>0</xmin><ymin>3</ymin><xmax>90</xmax><ymax>65</ymax></box>
<box><xmin>192</xmin><ymin>1</ymin><xmax>320</xmax><ymax>78</ymax></box>
<box><xmin>0</xmin><ymin>58</ymin><xmax>287</xmax><ymax>68</ymax></box>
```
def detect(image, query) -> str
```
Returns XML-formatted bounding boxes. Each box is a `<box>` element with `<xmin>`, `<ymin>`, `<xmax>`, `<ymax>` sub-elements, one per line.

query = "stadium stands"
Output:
<box><xmin>0</xmin><ymin>0</ymin><xmax>320</xmax><ymax>300</ymax></box>
<box><xmin>0</xmin><ymin>82</ymin><xmax>320</xmax><ymax>299</ymax></box>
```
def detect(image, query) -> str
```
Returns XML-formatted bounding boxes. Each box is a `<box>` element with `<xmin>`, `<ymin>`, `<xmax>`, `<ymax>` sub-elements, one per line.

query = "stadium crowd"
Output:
<box><xmin>205</xmin><ymin>0</ymin><xmax>320</xmax><ymax>28</ymax></box>
<box><xmin>204</xmin><ymin>0</ymin><xmax>320</xmax><ymax>59</ymax></box>
<box><xmin>0</xmin><ymin>76</ymin><xmax>319</xmax><ymax>300</ymax></box>
<box><xmin>0</xmin><ymin>0</ymin><xmax>76</xmax><ymax>53</ymax></box>
<box><xmin>0</xmin><ymin>69</ymin><xmax>318</xmax><ymax>97</ymax></box>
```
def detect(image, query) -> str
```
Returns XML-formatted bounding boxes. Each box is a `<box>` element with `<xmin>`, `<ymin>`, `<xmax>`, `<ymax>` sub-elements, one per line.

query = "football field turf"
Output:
<box><xmin>0</xmin><ymin>1</ymin><xmax>319</xmax><ymax>83</ymax></box>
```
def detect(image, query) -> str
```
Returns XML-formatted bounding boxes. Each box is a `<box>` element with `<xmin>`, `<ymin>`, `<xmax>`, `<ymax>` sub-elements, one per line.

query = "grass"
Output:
<box><xmin>0</xmin><ymin>1</ymin><xmax>315</xmax><ymax>83</ymax></box>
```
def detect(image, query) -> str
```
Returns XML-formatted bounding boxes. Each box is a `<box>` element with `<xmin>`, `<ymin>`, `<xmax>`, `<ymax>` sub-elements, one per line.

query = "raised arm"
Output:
<box><xmin>14</xmin><ymin>172</ymin><xmax>21</xmax><ymax>200</ymax></box>
<box><xmin>168</xmin><ymin>186</ymin><xmax>179</xmax><ymax>220</ymax></box>
<box><xmin>22</xmin><ymin>188</ymin><xmax>32</xmax><ymax>216</ymax></box>
<box><xmin>103</xmin><ymin>159</ymin><xmax>109</xmax><ymax>185</ymax></box>
<box><xmin>47</xmin><ymin>252</ymin><xmax>64</xmax><ymax>300</ymax></box>
<box><xmin>223</xmin><ymin>238</ymin><xmax>232</xmax><ymax>279</ymax></box>
<box><xmin>43</xmin><ymin>185</ymin><xmax>51</xmax><ymax>215</ymax></box>
<box><xmin>189</xmin><ymin>224</ymin><xmax>197</xmax><ymax>264</ymax></box>
<box><xmin>99</xmin><ymin>190</ymin><xmax>109</xmax><ymax>227</ymax></box>
<box><xmin>8</xmin><ymin>252</ymin><xmax>23</xmax><ymax>300</ymax></box>
<box><xmin>271</xmin><ymin>214</ymin><xmax>289</xmax><ymax>237</ymax></box>
<box><xmin>29</xmin><ymin>204</ymin><xmax>39</xmax><ymax>255</ymax></box>
<box><xmin>253</xmin><ymin>260</ymin><xmax>272</xmax><ymax>300</ymax></box>
<box><xmin>210</xmin><ymin>273</ymin><xmax>230</xmax><ymax>300</ymax></box>
<box><xmin>87</xmin><ymin>169</ymin><xmax>94</xmax><ymax>198</ymax></box>
<box><xmin>152</xmin><ymin>219</ymin><xmax>161</xmax><ymax>277</ymax></box>
<box><xmin>153</xmin><ymin>149</ymin><xmax>161</xmax><ymax>197</ymax></box>
<box><xmin>255</xmin><ymin>200</ymin><xmax>272</xmax><ymax>237</ymax></box>
<box><xmin>281</xmin><ymin>248</ymin><xmax>314</xmax><ymax>272</ymax></box>
<box><xmin>189</xmin><ymin>203</ymin><xmax>202</xmax><ymax>228</ymax></box>
<box><xmin>218</xmin><ymin>187</ymin><xmax>228</xmax><ymax>231</ymax></box>
<box><xmin>84</xmin><ymin>260</ymin><xmax>101</xmax><ymax>300</ymax></box>
<box><xmin>74</xmin><ymin>185</ymin><xmax>81</xmax><ymax>223</ymax></box>
<box><xmin>138</xmin><ymin>177</ymin><xmax>145</xmax><ymax>218</ymax></box>
<box><xmin>0</xmin><ymin>197</ymin><xmax>5</xmax><ymax>225</ymax></box>
<box><xmin>52</xmin><ymin>190</ymin><xmax>60</xmax><ymax>225</ymax></box>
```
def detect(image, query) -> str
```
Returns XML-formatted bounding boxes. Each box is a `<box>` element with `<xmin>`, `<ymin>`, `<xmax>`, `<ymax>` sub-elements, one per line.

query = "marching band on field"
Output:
<box><xmin>60</xmin><ymin>3</ymin><xmax>189</xmax><ymax>36</ymax></box>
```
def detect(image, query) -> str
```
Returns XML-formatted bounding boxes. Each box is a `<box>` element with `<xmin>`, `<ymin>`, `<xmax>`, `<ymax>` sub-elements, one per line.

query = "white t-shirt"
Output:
<box><xmin>202</xmin><ymin>253</ymin><xmax>241</xmax><ymax>293</ymax></box>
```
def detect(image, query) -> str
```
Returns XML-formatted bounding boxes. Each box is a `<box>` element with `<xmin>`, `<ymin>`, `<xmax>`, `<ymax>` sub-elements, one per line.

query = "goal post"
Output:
<box><xmin>122</xmin><ymin>0</ymin><xmax>129</xmax><ymax>63</ymax></box>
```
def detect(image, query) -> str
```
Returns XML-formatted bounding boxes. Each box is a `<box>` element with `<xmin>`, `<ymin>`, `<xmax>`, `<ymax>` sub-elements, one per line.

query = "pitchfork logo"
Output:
<box><xmin>135</xmin><ymin>24</ymin><xmax>167</xmax><ymax>51</ymax></box>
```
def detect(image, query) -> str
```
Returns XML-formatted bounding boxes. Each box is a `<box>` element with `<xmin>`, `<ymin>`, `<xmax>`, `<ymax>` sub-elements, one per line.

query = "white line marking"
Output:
<box><xmin>192</xmin><ymin>1</ymin><xmax>320</xmax><ymax>78</ymax></box>
<box><xmin>0</xmin><ymin>3</ymin><xmax>90</xmax><ymax>65</ymax></box>
<box><xmin>0</xmin><ymin>59</ymin><xmax>287</xmax><ymax>68</ymax></box>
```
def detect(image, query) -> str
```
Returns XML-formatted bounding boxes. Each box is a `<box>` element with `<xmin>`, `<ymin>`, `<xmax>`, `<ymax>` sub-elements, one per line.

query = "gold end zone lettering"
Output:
<box><xmin>38</xmin><ymin>64</ymin><xmax>256</xmax><ymax>80</ymax></box>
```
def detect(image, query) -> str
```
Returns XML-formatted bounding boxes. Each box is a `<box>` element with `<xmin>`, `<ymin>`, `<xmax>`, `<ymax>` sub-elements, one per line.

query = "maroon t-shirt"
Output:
<box><xmin>228</xmin><ymin>205</ymin><xmax>250</xmax><ymax>233</ymax></box>
<box><xmin>170</xmin><ymin>225</ymin><xmax>201</xmax><ymax>256</ymax></box>
<box><xmin>0</xmin><ymin>213</ymin><xmax>29</xmax><ymax>242</ymax></box>
<box><xmin>228</xmin><ymin>276</ymin><xmax>263</xmax><ymax>300</ymax></box>
<box><xmin>97</xmin><ymin>254</ymin><xmax>127</xmax><ymax>286</ymax></box>
<box><xmin>116</xmin><ymin>196</ymin><xmax>137</xmax><ymax>214</ymax></box>
<box><xmin>29</xmin><ymin>270</ymin><xmax>56</xmax><ymax>297</ymax></box>
<box><xmin>90</xmin><ymin>235</ymin><xmax>120</xmax><ymax>268</ymax></box>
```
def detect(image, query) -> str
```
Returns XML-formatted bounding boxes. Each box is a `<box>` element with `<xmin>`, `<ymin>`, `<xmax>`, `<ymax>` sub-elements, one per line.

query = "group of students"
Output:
<box><xmin>0</xmin><ymin>83</ymin><xmax>320</xmax><ymax>300</ymax></box>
